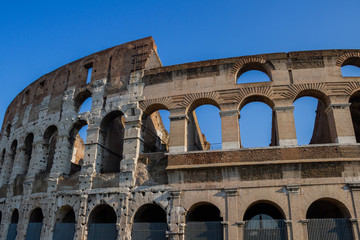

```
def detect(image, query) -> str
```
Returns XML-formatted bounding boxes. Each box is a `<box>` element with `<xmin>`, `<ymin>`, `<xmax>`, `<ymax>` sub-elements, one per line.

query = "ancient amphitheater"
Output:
<box><xmin>0</xmin><ymin>37</ymin><xmax>360</xmax><ymax>240</ymax></box>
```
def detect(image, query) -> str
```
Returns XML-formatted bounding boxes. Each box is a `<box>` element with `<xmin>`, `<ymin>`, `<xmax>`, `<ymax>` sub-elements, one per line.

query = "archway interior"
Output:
<box><xmin>237</xmin><ymin>70</ymin><xmax>271</xmax><ymax>84</ymax></box>
<box><xmin>11</xmin><ymin>209</ymin><xmax>19</xmax><ymax>223</ymax></box>
<box><xmin>24</xmin><ymin>133</ymin><xmax>34</xmax><ymax>174</ymax></box>
<box><xmin>240</xmin><ymin>102</ymin><xmax>273</xmax><ymax>148</ymax></box>
<box><xmin>306</xmin><ymin>199</ymin><xmax>350</xmax><ymax>219</ymax></box>
<box><xmin>186</xmin><ymin>204</ymin><xmax>223</xmax><ymax>222</ymax></box>
<box><xmin>341</xmin><ymin>58</ymin><xmax>360</xmax><ymax>77</ymax></box>
<box><xmin>188</xmin><ymin>104</ymin><xmax>222</xmax><ymax>151</ymax></box>
<box><xmin>350</xmin><ymin>93</ymin><xmax>360</xmax><ymax>143</ymax></box>
<box><xmin>243</xmin><ymin>202</ymin><xmax>284</xmax><ymax>221</ymax></box>
<box><xmin>69</xmin><ymin>121</ymin><xmax>88</xmax><ymax>174</ymax></box>
<box><xmin>294</xmin><ymin>96</ymin><xmax>331</xmax><ymax>145</ymax></box>
<box><xmin>134</xmin><ymin>204</ymin><xmax>166</xmax><ymax>223</ymax></box>
<box><xmin>56</xmin><ymin>206</ymin><xmax>76</xmax><ymax>223</ymax></box>
<box><xmin>100</xmin><ymin>111</ymin><xmax>125</xmax><ymax>173</ymax></box>
<box><xmin>29</xmin><ymin>208</ymin><xmax>44</xmax><ymax>223</ymax></box>
<box><xmin>142</xmin><ymin>110</ymin><xmax>170</xmax><ymax>153</ymax></box>
<box><xmin>89</xmin><ymin>205</ymin><xmax>117</xmax><ymax>224</ymax></box>
<box><xmin>43</xmin><ymin>126</ymin><xmax>58</xmax><ymax>172</ymax></box>
<box><xmin>79</xmin><ymin>97</ymin><xmax>92</xmax><ymax>113</ymax></box>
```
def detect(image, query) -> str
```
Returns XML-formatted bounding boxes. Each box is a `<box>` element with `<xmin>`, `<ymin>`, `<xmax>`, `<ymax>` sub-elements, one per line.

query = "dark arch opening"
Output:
<box><xmin>29</xmin><ymin>208</ymin><xmax>44</xmax><ymax>223</ymax></box>
<box><xmin>55</xmin><ymin>206</ymin><xmax>76</xmax><ymax>223</ymax></box>
<box><xmin>306</xmin><ymin>199</ymin><xmax>350</xmax><ymax>219</ymax></box>
<box><xmin>187</xmin><ymin>103</ymin><xmax>222</xmax><ymax>151</ymax></box>
<box><xmin>293</xmin><ymin>94</ymin><xmax>332</xmax><ymax>145</ymax></box>
<box><xmin>99</xmin><ymin>111</ymin><xmax>125</xmax><ymax>173</ymax></box>
<box><xmin>1</xmin><ymin>148</ymin><xmax>5</xmax><ymax>166</ymax></box>
<box><xmin>243</xmin><ymin>202</ymin><xmax>285</xmax><ymax>221</ymax></box>
<box><xmin>88</xmin><ymin>204</ymin><xmax>117</xmax><ymax>240</ymax></box>
<box><xmin>141</xmin><ymin>107</ymin><xmax>170</xmax><ymax>153</ymax></box>
<box><xmin>89</xmin><ymin>204</ymin><xmax>117</xmax><ymax>224</ymax></box>
<box><xmin>186</xmin><ymin>203</ymin><xmax>223</xmax><ymax>222</ymax></box>
<box><xmin>240</xmin><ymin>101</ymin><xmax>275</xmax><ymax>148</ymax></box>
<box><xmin>134</xmin><ymin>204</ymin><xmax>167</xmax><ymax>223</ymax></box>
<box><xmin>132</xmin><ymin>204</ymin><xmax>167</xmax><ymax>240</ymax></box>
<box><xmin>185</xmin><ymin>203</ymin><xmax>223</xmax><ymax>240</ymax></box>
<box><xmin>69</xmin><ymin>120</ymin><xmax>88</xmax><ymax>175</ymax></box>
<box><xmin>350</xmin><ymin>91</ymin><xmax>360</xmax><ymax>143</ymax></box>
<box><xmin>43</xmin><ymin>126</ymin><xmax>58</xmax><ymax>172</ymax></box>
<box><xmin>24</xmin><ymin>133</ymin><xmax>34</xmax><ymax>175</ymax></box>
<box><xmin>341</xmin><ymin>57</ymin><xmax>360</xmax><ymax>77</ymax></box>
<box><xmin>11</xmin><ymin>209</ymin><xmax>19</xmax><ymax>223</ymax></box>
<box><xmin>75</xmin><ymin>90</ymin><xmax>92</xmax><ymax>112</ymax></box>
<box><xmin>4</xmin><ymin>140</ymin><xmax>18</xmax><ymax>184</ymax></box>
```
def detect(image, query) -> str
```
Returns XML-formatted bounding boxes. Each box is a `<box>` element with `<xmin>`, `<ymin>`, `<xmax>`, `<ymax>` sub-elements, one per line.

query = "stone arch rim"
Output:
<box><xmin>238</xmin><ymin>94</ymin><xmax>275</xmax><ymax>111</ymax></box>
<box><xmin>242</xmin><ymin>199</ymin><xmax>287</xmax><ymax>221</ymax></box>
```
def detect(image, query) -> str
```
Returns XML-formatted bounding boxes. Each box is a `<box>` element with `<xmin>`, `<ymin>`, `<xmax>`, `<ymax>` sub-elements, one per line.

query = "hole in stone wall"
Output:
<box><xmin>6</xmin><ymin>124</ymin><xmax>11</xmax><ymax>137</ymax></box>
<box><xmin>56</xmin><ymin>206</ymin><xmax>76</xmax><ymax>223</ymax></box>
<box><xmin>85</xmin><ymin>63</ymin><xmax>93</xmax><ymax>84</ymax></box>
<box><xmin>243</xmin><ymin>202</ymin><xmax>285</xmax><ymax>221</ymax></box>
<box><xmin>99</xmin><ymin>111</ymin><xmax>125</xmax><ymax>173</ymax></box>
<box><xmin>237</xmin><ymin>70</ymin><xmax>271</xmax><ymax>84</ymax></box>
<box><xmin>350</xmin><ymin>92</ymin><xmax>360</xmax><ymax>143</ymax></box>
<box><xmin>240</xmin><ymin>102</ymin><xmax>273</xmax><ymax>148</ymax></box>
<box><xmin>142</xmin><ymin>110</ymin><xmax>170</xmax><ymax>153</ymax></box>
<box><xmin>188</xmin><ymin>104</ymin><xmax>222</xmax><ymax>151</ymax></box>
<box><xmin>1</xmin><ymin>149</ymin><xmax>5</xmax><ymax>168</ymax></box>
<box><xmin>294</xmin><ymin>97</ymin><xmax>331</xmax><ymax>145</ymax></box>
<box><xmin>43</xmin><ymin>126</ymin><xmax>58</xmax><ymax>173</ymax></box>
<box><xmin>341</xmin><ymin>65</ymin><xmax>360</xmax><ymax>77</ymax></box>
<box><xmin>24</xmin><ymin>133</ymin><xmax>34</xmax><ymax>175</ymax></box>
<box><xmin>134</xmin><ymin>204</ymin><xmax>166</xmax><ymax>223</ymax></box>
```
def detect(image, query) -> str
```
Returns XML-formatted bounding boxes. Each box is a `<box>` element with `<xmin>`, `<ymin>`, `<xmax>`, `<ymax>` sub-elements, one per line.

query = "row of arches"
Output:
<box><xmin>0</xmin><ymin>197</ymin><xmax>354</xmax><ymax>240</ymax></box>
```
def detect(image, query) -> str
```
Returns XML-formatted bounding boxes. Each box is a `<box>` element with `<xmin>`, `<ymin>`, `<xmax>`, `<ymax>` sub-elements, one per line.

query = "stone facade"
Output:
<box><xmin>0</xmin><ymin>37</ymin><xmax>360</xmax><ymax>239</ymax></box>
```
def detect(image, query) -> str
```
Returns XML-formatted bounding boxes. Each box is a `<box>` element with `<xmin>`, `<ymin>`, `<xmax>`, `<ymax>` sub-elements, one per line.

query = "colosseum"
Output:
<box><xmin>0</xmin><ymin>36</ymin><xmax>360</xmax><ymax>240</ymax></box>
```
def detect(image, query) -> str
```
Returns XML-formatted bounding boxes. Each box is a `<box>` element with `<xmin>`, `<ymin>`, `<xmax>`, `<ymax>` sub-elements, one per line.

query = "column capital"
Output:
<box><xmin>273</xmin><ymin>106</ymin><xmax>295</xmax><ymax>112</ymax></box>
<box><xmin>169</xmin><ymin>114</ymin><xmax>189</xmax><ymax>121</ymax></box>
<box><xmin>170</xmin><ymin>190</ymin><xmax>182</xmax><ymax>199</ymax></box>
<box><xmin>349</xmin><ymin>218</ymin><xmax>358</xmax><ymax>223</ymax></box>
<box><xmin>235</xmin><ymin>221</ymin><xmax>245</xmax><ymax>226</ymax></box>
<box><xmin>224</xmin><ymin>188</ymin><xmax>238</xmax><ymax>197</ymax></box>
<box><xmin>300</xmin><ymin>219</ymin><xmax>309</xmax><ymax>225</ymax></box>
<box><xmin>219</xmin><ymin>110</ymin><xmax>239</xmax><ymax>117</ymax></box>
<box><xmin>325</xmin><ymin>103</ymin><xmax>352</xmax><ymax>114</ymax></box>
<box><xmin>286</xmin><ymin>185</ymin><xmax>300</xmax><ymax>194</ymax></box>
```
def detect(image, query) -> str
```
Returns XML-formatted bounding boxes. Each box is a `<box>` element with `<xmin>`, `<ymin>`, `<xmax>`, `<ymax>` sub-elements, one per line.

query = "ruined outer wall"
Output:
<box><xmin>0</xmin><ymin>37</ymin><xmax>360</xmax><ymax>240</ymax></box>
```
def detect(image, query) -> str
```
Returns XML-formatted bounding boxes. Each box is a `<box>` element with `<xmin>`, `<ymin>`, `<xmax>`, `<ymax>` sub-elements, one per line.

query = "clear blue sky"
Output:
<box><xmin>1</xmin><ymin>0</ymin><xmax>359</xmax><ymax>147</ymax></box>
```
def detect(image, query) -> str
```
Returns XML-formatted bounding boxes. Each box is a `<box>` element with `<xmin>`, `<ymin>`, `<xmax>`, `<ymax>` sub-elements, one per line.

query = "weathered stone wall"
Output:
<box><xmin>0</xmin><ymin>38</ymin><xmax>359</xmax><ymax>240</ymax></box>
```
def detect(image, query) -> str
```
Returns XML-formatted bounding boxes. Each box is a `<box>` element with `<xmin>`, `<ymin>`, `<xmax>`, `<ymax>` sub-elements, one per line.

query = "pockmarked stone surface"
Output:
<box><xmin>0</xmin><ymin>37</ymin><xmax>360</xmax><ymax>239</ymax></box>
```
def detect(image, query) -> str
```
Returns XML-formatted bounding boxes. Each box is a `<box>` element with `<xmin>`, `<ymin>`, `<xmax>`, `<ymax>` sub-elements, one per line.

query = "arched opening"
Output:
<box><xmin>306</xmin><ymin>198</ymin><xmax>354</xmax><ymax>240</ymax></box>
<box><xmin>236</xmin><ymin>62</ymin><xmax>272</xmax><ymax>84</ymax></box>
<box><xmin>341</xmin><ymin>57</ymin><xmax>360</xmax><ymax>77</ymax></box>
<box><xmin>293</xmin><ymin>92</ymin><xmax>332</xmax><ymax>145</ymax></box>
<box><xmin>26</xmin><ymin>208</ymin><xmax>43</xmax><ymax>240</ymax></box>
<box><xmin>240</xmin><ymin>99</ymin><xmax>275</xmax><ymax>148</ymax></box>
<box><xmin>0</xmin><ymin>149</ymin><xmax>5</xmax><ymax>172</ymax></box>
<box><xmin>187</xmin><ymin>102</ymin><xmax>222</xmax><ymax>151</ymax></box>
<box><xmin>185</xmin><ymin>203</ymin><xmax>223</xmax><ymax>240</ymax></box>
<box><xmin>88</xmin><ymin>204</ymin><xmax>117</xmax><ymax>240</ymax></box>
<box><xmin>6</xmin><ymin>209</ymin><xmax>19</xmax><ymax>240</ymax></box>
<box><xmin>53</xmin><ymin>206</ymin><xmax>76</xmax><ymax>240</ymax></box>
<box><xmin>75</xmin><ymin>90</ymin><xmax>92</xmax><ymax>113</ymax></box>
<box><xmin>43</xmin><ymin>126</ymin><xmax>58</xmax><ymax>173</ymax></box>
<box><xmin>243</xmin><ymin>201</ymin><xmax>287</xmax><ymax>240</ymax></box>
<box><xmin>69</xmin><ymin>120</ymin><xmax>88</xmax><ymax>175</ymax></box>
<box><xmin>2</xmin><ymin>140</ymin><xmax>18</xmax><ymax>185</ymax></box>
<box><xmin>350</xmin><ymin>91</ymin><xmax>360</xmax><ymax>142</ymax></box>
<box><xmin>99</xmin><ymin>111</ymin><xmax>125</xmax><ymax>173</ymax></box>
<box><xmin>23</xmin><ymin>133</ymin><xmax>34</xmax><ymax>175</ymax></box>
<box><xmin>141</xmin><ymin>106</ymin><xmax>170</xmax><ymax>153</ymax></box>
<box><xmin>132</xmin><ymin>204</ymin><xmax>167</xmax><ymax>240</ymax></box>
<box><xmin>237</xmin><ymin>70</ymin><xmax>271</xmax><ymax>84</ymax></box>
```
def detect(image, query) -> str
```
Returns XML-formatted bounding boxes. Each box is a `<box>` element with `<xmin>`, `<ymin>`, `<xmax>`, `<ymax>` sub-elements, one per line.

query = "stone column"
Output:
<box><xmin>286</xmin><ymin>185</ymin><xmax>303</xmax><ymax>240</ymax></box>
<box><xmin>235</xmin><ymin>221</ymin><xmax>244</xmax><ymax>240</ymax></box>
<box><xmin>274</xmin><ymin>106</ymin><xmax>297</xmax><ymax>146</ymax></box>
<box><xmin>300</xmin><ymin>220</ymin><xmax>309</xmax><ymax>240</ymax></box>
<box><xmin>48</xmin><ymin>134</ymin><xmax>71</xmax><ymax>192</ymax></box>
<box><xmin>74</xmin><ymin>195</ymin><xmax>88</xmax><ymax>240</ymax></box>
<box><xmin>220</xmin><ymin>111</ymin><xmax>240</xmax><ymax>149</ymax></box>
<box><xmin>0</xmin><ymin>152</ymin><xmax>13</xmax><ymax>186</ymax></box>
<box><xmin>167</xmin><ymin>191</ymin><xmax>185</xmax><ymax>240</ymax></box>
<box><xmin>348</xmin><ymin>183</ymin><xmax>360</xmax><ymax>239</ymax></box>
<box><xmin>326</xmin><ymin>103</ymin><xmax>356</xmax><ymax>144</ymax></box>
<box><xmin>169</xmin><ymin>111</ymin><xmax>188</xmax><ymax>153</ymax></box>
<box><xmin>23</xmin><ymin>139</ymin><xmax>44</xmax><ymax>195</ymax></box>
<box><xmin>350</xmin><ymin>218</ymin><xmax>360</xmax><ymax>240</ymax></box>
<box><xmin>224</xmin><ymin>188</ymin><xmax>238</xmax><ymax>240</ymax></box>
<box><xmin>9</xmin><ymin>143</ymin><xmax>25</xmax><ymax>184</ymax></box>
<box><xmin>121</xmin><ymin>115</ymin><xmax>142</xmax><ymax>187</ymax></box>
<box><xmin>285</xmin><ymin>220</ymin><xmax>293</xmax><ymax>240</ymax></box>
